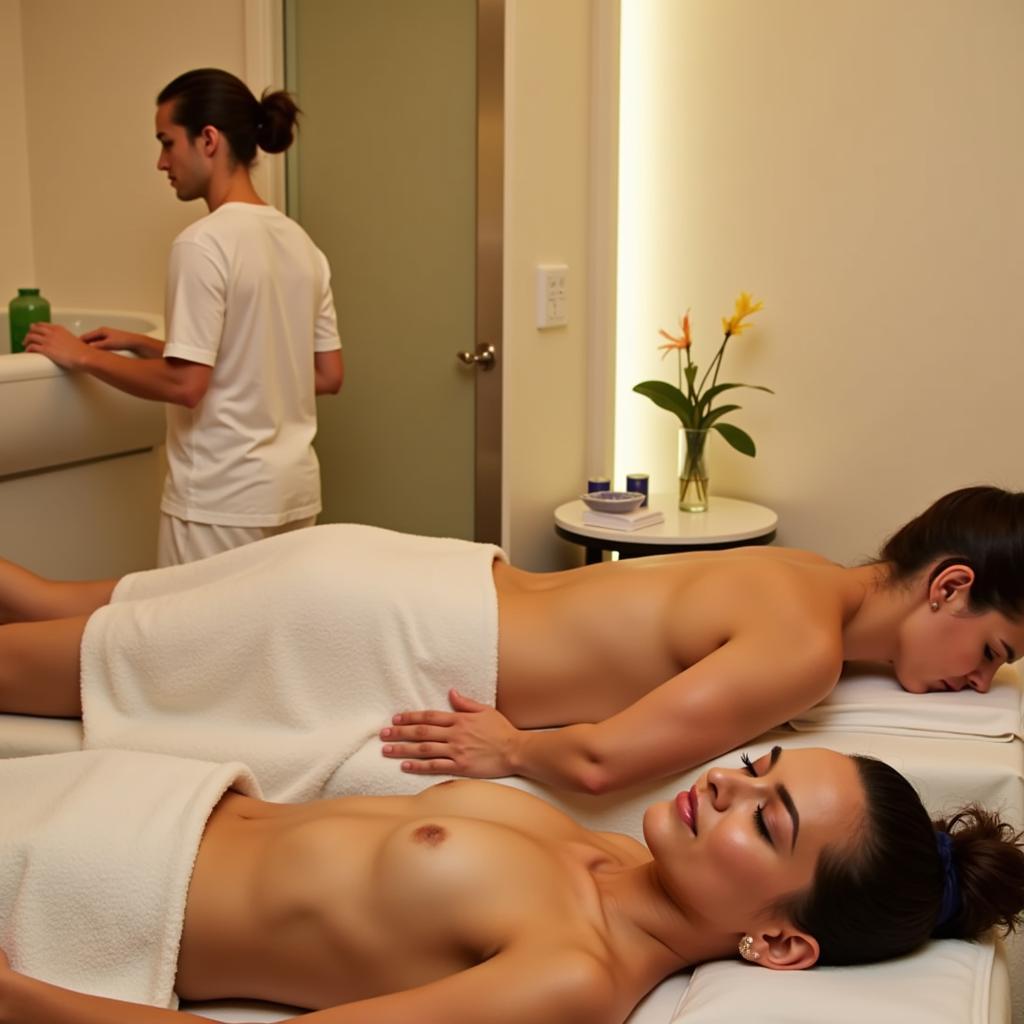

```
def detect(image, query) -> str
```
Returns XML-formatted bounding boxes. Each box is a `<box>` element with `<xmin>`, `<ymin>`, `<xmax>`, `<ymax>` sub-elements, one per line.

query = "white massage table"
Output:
<box><xmin>3</xmin><ymin>665</ymin><xmax>1021</xmax><ymax>1023</ymax></box>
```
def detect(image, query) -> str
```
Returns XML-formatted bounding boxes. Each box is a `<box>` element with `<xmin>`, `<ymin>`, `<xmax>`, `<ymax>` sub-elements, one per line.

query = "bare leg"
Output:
<box><xmin>0</xmin><ymin>557</ymin><xmax>117</xmax><ymax>624</ymax></box>
<box><xmin>0</xmin><ymin>615</ymin><xmax>88</xmax><ymax>717</ymax></box>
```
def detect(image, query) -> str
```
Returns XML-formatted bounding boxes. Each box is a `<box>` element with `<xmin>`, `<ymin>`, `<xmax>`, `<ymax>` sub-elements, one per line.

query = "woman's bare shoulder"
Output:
<box><xmin>685</xmin><ymin>555</ymin><xmax>847</xmax><ymax>657</ymax></box>
<box><xmin>682</xmin><ymin>547</ymin><xmax>842</xmax><ymax>600</ymax></box>
<box><xmin>733</xmin><ymin>545</ymin><xmax>839</xmax><ymax>568</ymax></box>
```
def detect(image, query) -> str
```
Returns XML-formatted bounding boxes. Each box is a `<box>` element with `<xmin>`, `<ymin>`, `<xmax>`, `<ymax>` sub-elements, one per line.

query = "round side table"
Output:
<box><xmin>554</xmin><ymin>494</ymin><xmax>778</xmax><ymax>564</ymax></box>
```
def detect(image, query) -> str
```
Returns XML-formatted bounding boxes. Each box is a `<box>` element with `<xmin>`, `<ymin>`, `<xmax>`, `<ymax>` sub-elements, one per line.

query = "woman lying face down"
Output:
<box><xmin>1</xmin><ymin>747</ymin><xmax>1022</xmax><ymax>1024</ymax></box>
<box><xmin>3</xmin><ymin>485</ymin><xmax>1024</xmax><ymax>804</ymax></box>
<box><xmin>385</xmin><ymin>484</ymin><xmax>1024</xmax><ymax>793</ymax></box>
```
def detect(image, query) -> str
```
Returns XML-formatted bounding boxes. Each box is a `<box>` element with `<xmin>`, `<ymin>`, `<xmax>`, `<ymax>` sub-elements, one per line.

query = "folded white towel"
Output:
<box><xmin>0</xmin><ymin>749</ymin><xmax>258</xmax><ymax>1008</ymax></box>
<box><xmin>80</xmin><ymin>524</ymin><xmax>506</xmax><ymax>801</ymax></box>
<box><xmin>788</xmin><ymin>662</ymin><xmax>1023</xmax><ymax>741</ymax></box>
<box><xmin>582</xmin><ymin>508</ymin><xmax>666</xmax><ymax>531</ymax></box>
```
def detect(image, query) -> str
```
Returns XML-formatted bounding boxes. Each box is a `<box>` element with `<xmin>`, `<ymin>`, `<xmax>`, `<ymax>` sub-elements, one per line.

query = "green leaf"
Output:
<box><xmin>699</xmin><ymin>403</ymin><xmax>741</xmax><ymax>429</ymax></box>
<box><xmin>633</xmin><ymin>381</ymin><xmax>696</xmax><ymax>427</ymax></box>
<box><xmin>713</xmin><ymin>421</ymin><xmax>757</xmax><ymax>457</ymax></box>
<box><xmin>698</xmin><ymin>381</ymin><xmax>775</xmax><ymax>413</ymax></box>
<box><xmin>684</xmin><ymin>363</ymin><xmax>699</xmax><ymax>391</ymax></box>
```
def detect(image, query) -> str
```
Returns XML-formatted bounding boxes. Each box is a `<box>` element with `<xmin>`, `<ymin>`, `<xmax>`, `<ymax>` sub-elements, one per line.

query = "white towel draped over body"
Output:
<box><xmin>80</xmin><ymin>525</ymin><xmax>506</xmax><ymax>801</ymax></box>
<box><xmin>0</xmin><ymin>749</ymin><xmax>257</xmax><ymax>1008</ymax></box>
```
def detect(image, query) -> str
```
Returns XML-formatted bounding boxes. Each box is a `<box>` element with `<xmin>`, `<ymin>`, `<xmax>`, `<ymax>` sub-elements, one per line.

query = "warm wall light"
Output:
<box><xmin>613</xmin><ymin>2</ymin><xmax>680</xmax><ymax>496</ymax></box>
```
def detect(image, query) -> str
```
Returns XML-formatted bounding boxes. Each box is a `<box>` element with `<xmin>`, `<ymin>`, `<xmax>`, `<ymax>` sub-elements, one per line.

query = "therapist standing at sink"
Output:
<box><xmin>25</xmin><ymin>68</ymin><xmax>344</xmax><ymax>567</ymax></box>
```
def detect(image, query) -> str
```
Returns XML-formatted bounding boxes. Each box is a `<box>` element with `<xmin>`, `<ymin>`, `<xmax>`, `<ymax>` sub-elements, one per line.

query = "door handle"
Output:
<box><xmin>456</xmin><ymin>344</ymin><xmax>496</xmax><ymax>370</ymax></box>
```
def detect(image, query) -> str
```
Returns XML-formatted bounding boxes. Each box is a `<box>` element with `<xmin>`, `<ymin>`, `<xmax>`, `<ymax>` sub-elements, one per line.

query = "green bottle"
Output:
<box><xmin>9</xmin><ymin>288</ymin><xmax>51</xmax><ymax>354</ymax></box>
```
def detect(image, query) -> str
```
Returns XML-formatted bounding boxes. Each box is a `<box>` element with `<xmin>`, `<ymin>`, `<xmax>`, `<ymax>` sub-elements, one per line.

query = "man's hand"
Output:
<box><xmin>81</xmin><ymin>327</ymin><xmax>164</xmax><ymax>358</ymax></box>
<box><xmin>23</xmin><ymin>323</ymin><xmax>90</xmax><ymax>370</ymax></box>
<box><xmin>380</xmin><ymin>689</ymin><xmax>524</xmax><ymax>777</ymax></box>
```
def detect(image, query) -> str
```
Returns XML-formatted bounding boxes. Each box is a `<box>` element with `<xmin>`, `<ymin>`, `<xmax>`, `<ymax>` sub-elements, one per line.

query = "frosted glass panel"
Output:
<box><xmin>287</xmin><ymin>0</ymin><xmax>477</xmax><ymax>539</ymax></box>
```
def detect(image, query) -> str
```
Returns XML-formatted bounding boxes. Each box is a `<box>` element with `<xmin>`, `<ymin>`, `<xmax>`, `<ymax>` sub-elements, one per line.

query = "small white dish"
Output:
<box><xmin>579</xmin><ymin>490</ymin><xmax>645</xmax><ymax>513</ymax></box>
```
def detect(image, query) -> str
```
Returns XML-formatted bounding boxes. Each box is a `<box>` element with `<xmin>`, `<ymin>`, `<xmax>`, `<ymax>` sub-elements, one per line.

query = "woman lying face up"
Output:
<box><xmin>0</xmin><ymin>745</ymin><xmax>1022</xmax><ymax>1024</ymax></box>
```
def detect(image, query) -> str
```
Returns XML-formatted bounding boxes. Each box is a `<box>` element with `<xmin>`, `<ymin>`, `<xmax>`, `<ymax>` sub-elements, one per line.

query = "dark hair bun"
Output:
<box><xmin>934</xmin><ymin>805</ymin><xmax>1024</xmax><ymax>940</ymax></box>
<box><xmin>258</xmin><ymin>89</ymin><xmax>301</xmax><ymax>154</ymax></box>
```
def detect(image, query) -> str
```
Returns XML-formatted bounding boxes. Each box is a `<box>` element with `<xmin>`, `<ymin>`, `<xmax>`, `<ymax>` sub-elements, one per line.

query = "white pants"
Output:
<box><xmin>156</xmin><ymin>513</ymin><xmax>317</xmax><ymax>567</ymax></box>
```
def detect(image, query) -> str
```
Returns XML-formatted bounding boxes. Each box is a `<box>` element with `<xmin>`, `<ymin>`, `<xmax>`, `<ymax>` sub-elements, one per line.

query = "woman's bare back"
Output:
<box><xmin>494</xmin><ymin>547</ymin><xmax>848</xmax><ymax>727</ymax></box>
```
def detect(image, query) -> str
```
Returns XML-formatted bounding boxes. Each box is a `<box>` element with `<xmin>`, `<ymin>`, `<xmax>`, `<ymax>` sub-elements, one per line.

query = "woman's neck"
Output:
<box><xmin>838</xmin><ymin>561</ymin><xmax>914</xmax><ymax>665</ymax></box>
<box><xmin>597</xmin><ymin>862</ymin><xmax>737</xmax><ymax>973</ymax></box>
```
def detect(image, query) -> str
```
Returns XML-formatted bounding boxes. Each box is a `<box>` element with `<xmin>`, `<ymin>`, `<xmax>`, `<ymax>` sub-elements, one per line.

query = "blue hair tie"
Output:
<box><xmin>935</xmin><ymin>830</ymin><xmax>961</xmax><ymax>932</ymax></box>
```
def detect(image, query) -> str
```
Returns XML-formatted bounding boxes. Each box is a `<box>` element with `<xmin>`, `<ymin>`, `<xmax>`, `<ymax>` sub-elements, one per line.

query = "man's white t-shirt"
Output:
<box><xmin>161</xmin><ymin>202</ymin><xmax>341</xmax><ymax>527</ymax></box>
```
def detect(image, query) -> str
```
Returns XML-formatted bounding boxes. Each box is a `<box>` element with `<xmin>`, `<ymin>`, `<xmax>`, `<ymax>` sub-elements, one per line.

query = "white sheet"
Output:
<box><xmin>789</xmin><ymin>663</ymin><xmax>1024</xmax><ymax>741</ymax></box>
<box><xmin>671</xmin><ymin>938</ymin><xmax>1008</xmax><ymax>1024</ymax></box>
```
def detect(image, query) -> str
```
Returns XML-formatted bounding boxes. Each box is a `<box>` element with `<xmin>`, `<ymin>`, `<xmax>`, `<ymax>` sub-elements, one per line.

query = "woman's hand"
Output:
<box><xmin>380</xmin><ymin>689</ymin><xmax>524</xmax><ymax>778</ymax></box>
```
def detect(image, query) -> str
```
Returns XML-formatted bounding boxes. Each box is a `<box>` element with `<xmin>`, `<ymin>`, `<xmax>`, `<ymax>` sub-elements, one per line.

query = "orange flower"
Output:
<box><xmin>657</xmin><ymin>310</ymin><xmax>692</xmax><ymax>357</ymax></box>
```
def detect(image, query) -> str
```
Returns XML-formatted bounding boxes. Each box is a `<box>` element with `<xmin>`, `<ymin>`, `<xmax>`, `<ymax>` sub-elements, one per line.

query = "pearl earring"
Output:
<box><xmin>930</xmin><ymin>601</ymin><xmax>940</xmax><ymax>611</ymax></box>
<box><xmin>738</xmin><ymin>935</ymin><xmax>760</xmax><ymax>961</ymax></box>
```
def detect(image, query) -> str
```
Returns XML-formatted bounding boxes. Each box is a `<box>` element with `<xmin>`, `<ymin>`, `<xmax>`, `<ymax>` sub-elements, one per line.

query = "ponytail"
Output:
<box><xmin>158</xmin><ymin>68</ymin><xmax>301</xmax><ymax>167</ymax></box>
<box><xmin>933</xmin><ymin>806</ymin><xmax>1024</xmax><ymax>941</ymax></box>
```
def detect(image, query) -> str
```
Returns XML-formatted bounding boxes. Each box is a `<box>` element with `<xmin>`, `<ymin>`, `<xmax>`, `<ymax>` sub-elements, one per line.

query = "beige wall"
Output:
<box><xmin>0</xmin><ymin>0</ymin><xmax>35</xmax><ymax>300</ymax></box>
<box><xmin>9</xmin><ymin>1</ymin><xmax>1014</xmax><ymax>571</ymax></box>
<box><xmin>11</xmin><ymin>0</ymin><xmax>249</xmax><ymax>314</ymax></box>
<box><xmin>502</xmin><ymin>0</ymin><xmax>592</xmax><ymax>568</ymax></box>
<box><xmin>615</xmin><ymin>0</ymin><xmax>1024</xmax><ymax>565</ymax></box>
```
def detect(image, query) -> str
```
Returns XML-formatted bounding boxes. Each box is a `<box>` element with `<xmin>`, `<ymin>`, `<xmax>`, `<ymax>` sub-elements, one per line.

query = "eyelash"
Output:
<box><xmin>984</xmin><ymin>644</ymin><xmax>995</xmax><ymax>662</ymax></box>
<box><xmin>754</xmin><ymin>805</ymin><xmax>772</xmax><ymax>843</ymax></box>
<box><xmin>741</xmin><ymin>753</ymin><xmax>774</xmax><ymax>845</ymax></box>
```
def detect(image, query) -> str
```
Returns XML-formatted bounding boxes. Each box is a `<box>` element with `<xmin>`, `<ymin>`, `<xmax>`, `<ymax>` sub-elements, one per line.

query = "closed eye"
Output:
<box><xmin>754</xmin><ymin>804</ymin><xmax>773</xmax><ymax>846</ymax></box>
<box><xmin>741</xmin><ymin>749</ymin><xmax>785</xmax><ymax>849</ymax></box>
<box><xmin>740</xmin><ymin>745</ymin><xmax>782</xmax><ymax>777</ymax></box>
<box><xmin>983</xmin><ymin>644</ymin><xmax>995</xmax><ymax>662</ymax></box>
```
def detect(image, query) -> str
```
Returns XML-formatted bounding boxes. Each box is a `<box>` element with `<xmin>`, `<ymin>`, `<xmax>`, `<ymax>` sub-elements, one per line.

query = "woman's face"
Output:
<box><xmin>643</xmin><ymin>747</ymin><xmax>864</xmax><ymax>936</ymax></box>
<box><xmin>893</xmin><ymin>588</ymin><xmax>1024</xmax><ymax>694</ymax></box>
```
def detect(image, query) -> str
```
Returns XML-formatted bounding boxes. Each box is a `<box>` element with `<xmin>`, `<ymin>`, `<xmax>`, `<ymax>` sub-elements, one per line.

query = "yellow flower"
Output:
<box><xmin>657</xmin><ymin>310</ymin><xmax>692</xmax><ymax>356</ymax></box>
<box><xmin>721</xmin><ymin>292</ymin><xmax>764</xmax><ymax>337</ymax></box>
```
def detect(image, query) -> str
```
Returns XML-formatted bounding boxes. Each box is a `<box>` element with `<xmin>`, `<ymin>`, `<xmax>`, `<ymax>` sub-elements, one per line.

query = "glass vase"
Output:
<box><xmin>678</xmin><ymin>427</ymin><xmax>710</xmax><ymax>512</ymax></box>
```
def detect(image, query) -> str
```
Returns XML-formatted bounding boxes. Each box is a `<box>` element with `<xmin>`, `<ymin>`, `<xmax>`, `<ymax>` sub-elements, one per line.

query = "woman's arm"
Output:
<box><xmin>0</xmin><ymin>947</ymin><xmax>622</xmax><ymax>1024</ymax></box>
<box><xmin>0</xmin><ymin>949</ymin><xmax>209</xmax><ymax>1024</ymax></box>
<box><xmin>384</xmin><ymin>634</ymin><xmax>841</xmax><ymax>793</ymax></box>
